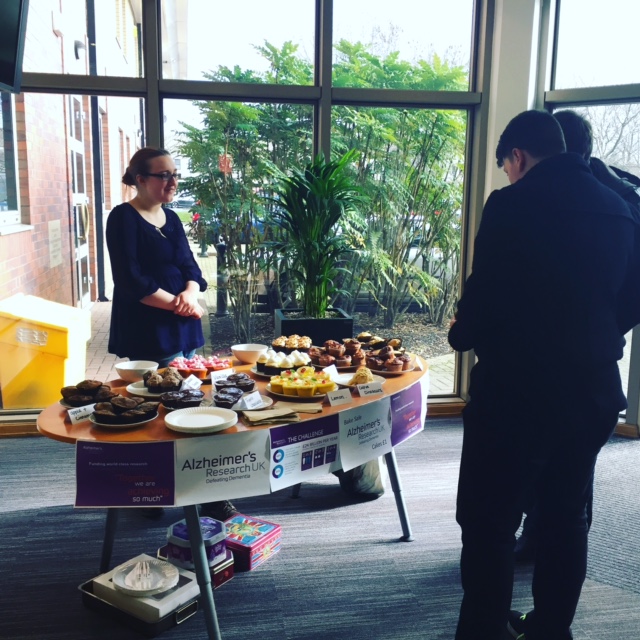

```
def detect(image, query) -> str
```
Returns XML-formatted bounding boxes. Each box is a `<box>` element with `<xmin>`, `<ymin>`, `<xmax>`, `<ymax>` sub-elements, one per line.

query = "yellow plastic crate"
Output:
<box><xmin>0</xmin><ymin>294</ymin><xmax>91</xmax><ymax>409</ymax></box>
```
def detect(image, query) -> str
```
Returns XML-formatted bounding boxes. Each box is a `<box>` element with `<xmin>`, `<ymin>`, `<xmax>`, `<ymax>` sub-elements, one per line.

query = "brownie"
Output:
<box><xmin>160</xmin><ymin>390</ymin><xmax>204</xmax><ymax>409</ymax></box>
<box><xmin>234</xmin><ymin>378</ymin><xmax>255</xmax><ymax>392</ymax></box>
<box><xmin>212</xmin><ymin>393</ymin><xmax>237</xmax><ymax>409</ymax></box>
<box><xmin>227</xmin><ymin>373</ymin><xmax>250</xmax><ymax>383</ymax></box>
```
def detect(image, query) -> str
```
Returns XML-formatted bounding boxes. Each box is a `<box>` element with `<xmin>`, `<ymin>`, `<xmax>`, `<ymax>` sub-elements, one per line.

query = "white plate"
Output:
<box><xmin>126</xmin><ymin>381</ymin><xmax>168</xmax><ymax>397</ymax></box>
<box><xmin>113</xmin><ymin>558</ymin><xmax>179</xmax><ymax>597</ymax></box>
<box><xmin>332</xmin><ymin>373</ymin><xmax>387</xmax><ymax>388</ymax></box>
<box><xmin>265</xmin><ymin>383</ymin><xmax>329</xmax><ymax>400</ymax></box>
<box><xmin>249</xmin><ymin>366</ymin><xmax>273</xmax><ymax>379</ymax></box>
<box><xmin>231</xmin><ymin>394</ymin><xmax>273</xmax><ymax>411</ymax></box>
<box><xmin>89</xmin><ymin>412</ymin><xmax>158</xmax><ymax>429</ymax></box>
<box><xmin>164</xmin><ymin>407</ymin><xmax>238</xmax><ymax>434</ymax></box>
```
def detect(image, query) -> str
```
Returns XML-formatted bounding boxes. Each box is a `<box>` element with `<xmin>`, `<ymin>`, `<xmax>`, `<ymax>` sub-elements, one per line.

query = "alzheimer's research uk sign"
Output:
<box><xmin>75</xmin><ymin>441</ymin><xmax>175</xmax><ymax>508</ymax></box>
<box><xmin>390</xmin><ymin>376</ymin><xmax>429</xmax><ymax>447</ymax></box>
<box><xmin>268</xmin><ymin>414</ymin><xmax>340</xmax><ymax>491</ymax></box>
<box><xmin>174</xmin><ymin>430</ymin><xmax>271</xmax><ymax>505</ymax></box>
<box><xmin>338</xmin><ymin>398</ymin><xmax>392</xmax><ymax>471</ymax></box>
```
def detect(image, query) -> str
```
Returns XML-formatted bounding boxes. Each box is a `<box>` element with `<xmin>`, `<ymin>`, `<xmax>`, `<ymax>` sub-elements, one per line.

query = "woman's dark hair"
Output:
<box><xmin>495</xmin><ymin>110</ymin><xmax>566</xmax><ymax>167</ymax></box>
<box><xmin>122</xmin><ymin>147</ymin><xmax>171</xmax><ymax>186</ymax></box>
<box><xmin>553</xmin><ymin>110</ymin><xmax>593</xmax><ymax>160</ymax></box>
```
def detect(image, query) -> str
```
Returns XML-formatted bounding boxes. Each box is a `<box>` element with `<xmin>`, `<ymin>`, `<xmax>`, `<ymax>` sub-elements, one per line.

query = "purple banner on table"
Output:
<box><xmin>75</xmin><ymin>440</ymin><xmax>176</xmax><ymax>507</ymax></box>
<box><xmin>390</xmin><ymin>380</ymin><xmax>425</xmax><ymax>447</ymax></box>
<box><xmin>269</xmin><ymin>414</ymin><xmax>340</xmax><ymax>491</ymax></box>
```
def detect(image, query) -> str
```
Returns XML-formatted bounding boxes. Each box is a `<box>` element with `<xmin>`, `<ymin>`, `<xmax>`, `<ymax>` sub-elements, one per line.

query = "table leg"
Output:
<box><xmin>384</xmin><ymin>449</ymin><xmax>414</xmax><ymax>541</ymax></box>
<box><xmin>100</xmin><ymin>508</ymin><xmax>120</xmax><ymax>573</ymax></box>
<box><xmin>183</xmin><ymin>504</ymin><xmax>223</xmax><ymax>640</ymax></box>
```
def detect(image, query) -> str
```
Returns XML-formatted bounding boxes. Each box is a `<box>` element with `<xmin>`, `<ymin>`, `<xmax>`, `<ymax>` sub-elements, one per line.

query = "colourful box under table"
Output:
<box><xmin>165</xmin><ymin>517</ymin><xmax>226</xmax><ymax>570</ymax></box>
<box><xmin>224</xmin><ymin>514</ymin><xmax>282</xmax><ymax>571</ymax></box>
<box><xmin>157</xmin><ymin>547</ymin><xmax>235</xmax><ymax>589</ymax></box>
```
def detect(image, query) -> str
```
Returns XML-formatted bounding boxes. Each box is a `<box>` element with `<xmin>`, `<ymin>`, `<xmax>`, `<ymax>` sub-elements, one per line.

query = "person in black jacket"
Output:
<box><xmin>449</xmin><ymin>110</ymin><xmax>639</xmax><ymax>640</ymax></box>
<box><xmin>514</xmin><ymin>109</ymin><xmax>640</xmax><ymax>563</ymax></box>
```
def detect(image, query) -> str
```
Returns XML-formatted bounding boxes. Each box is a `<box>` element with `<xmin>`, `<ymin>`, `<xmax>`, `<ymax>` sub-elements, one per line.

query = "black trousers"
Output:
<box><xmin>454</xmin><ymin>398</ymin><xmax>618</xmax><ymax>640</ymax></box>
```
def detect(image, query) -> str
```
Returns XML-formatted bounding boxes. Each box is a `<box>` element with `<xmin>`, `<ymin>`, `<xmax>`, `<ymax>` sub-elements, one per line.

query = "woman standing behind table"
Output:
<box><xmin>106</xmin><ymin>147</ymin><xmax>237</xmax><ymax>522</ymax></box>
<box><xmin>106</xmin><ymin>147</ymin><xmax>206</xmax><ymax>367</ymax></box>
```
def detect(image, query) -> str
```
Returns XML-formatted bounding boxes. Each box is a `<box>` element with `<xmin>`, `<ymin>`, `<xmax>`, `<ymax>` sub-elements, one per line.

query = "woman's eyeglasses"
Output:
<box><xmin>143</xmin><ymin>171</ymin><xmax>181</xmax><ymax>181</ymax></box>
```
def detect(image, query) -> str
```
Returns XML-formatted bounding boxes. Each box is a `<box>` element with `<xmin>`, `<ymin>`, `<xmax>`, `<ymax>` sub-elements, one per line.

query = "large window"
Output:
<box><xmin>5</xmin><ymin>0</ymin><xmax>485</xmax><ymax>412</ymax></box>
<box><xmin>554</xmin><ymin>0</ymin><xmax>640</xmax><ymax>90</ymax></box>
<box><xmin>160</xmin><ymin>0</ymin><xmax>315</xmax><ymax>84</ymax></box>
<box><xmin>548</xmin><ymin>1</ymin><xmax>640</xmax><ymax>429</ymax></box>
<box><xmin>0</xmin><ymin>93</ymin><xmax>20</xmax><ymax>231</ymax></box>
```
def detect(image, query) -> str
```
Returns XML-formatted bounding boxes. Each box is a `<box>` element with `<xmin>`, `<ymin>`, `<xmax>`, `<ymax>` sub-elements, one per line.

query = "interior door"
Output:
<box><xmin>69</xmin><ymin>95</ymin><xmax>91</xmax><ymax>308</ymax></box>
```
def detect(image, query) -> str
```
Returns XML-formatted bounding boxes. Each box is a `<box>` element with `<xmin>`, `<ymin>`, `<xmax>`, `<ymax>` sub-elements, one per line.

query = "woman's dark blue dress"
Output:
<box><xmin>106</xmin><ymin>203</ymin><xmax>207</xmax><ymax>360</ymax></box>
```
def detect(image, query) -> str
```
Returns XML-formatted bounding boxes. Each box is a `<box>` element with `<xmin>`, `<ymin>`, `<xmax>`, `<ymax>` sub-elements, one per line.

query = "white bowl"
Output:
<box><xmin>115</xmin><ymin>360</ymin><xmax>159</xmax><ymax>382</ymax></box>
<box><xmin>231</xmin><ymin>343</ymin><xmax>268</xmax><ymax>364</ymax></box>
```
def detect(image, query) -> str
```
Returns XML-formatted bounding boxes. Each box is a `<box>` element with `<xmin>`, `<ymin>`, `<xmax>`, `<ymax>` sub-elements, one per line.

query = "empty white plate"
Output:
<box><xmin>164</xmin><ymin>407</ymin><xmax>237</xmax><ymax>434</ymax></box>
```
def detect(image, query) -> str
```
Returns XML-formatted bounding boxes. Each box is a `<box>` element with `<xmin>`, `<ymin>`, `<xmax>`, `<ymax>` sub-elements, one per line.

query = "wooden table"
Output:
<box><xmin>37</xmin><ymin>361</ymin><xmax>429</xmax><ymax>639</ymax></box>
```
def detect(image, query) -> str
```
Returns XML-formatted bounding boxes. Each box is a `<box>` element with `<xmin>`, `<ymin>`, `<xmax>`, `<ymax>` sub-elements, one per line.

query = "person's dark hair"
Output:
<box><xmin>553</xmin><ymin>109</ymin><xmax>593</xmax><ymax>160</ymax></box>
<box><xmin>495</xmin><ymin>109</ymin><xmax>566</xmax><ymax>167</ymax></box>
<box><xmin>122</xmin><ymin>147</ymin><xmax>171</xmax><ymax>186</ymax></box>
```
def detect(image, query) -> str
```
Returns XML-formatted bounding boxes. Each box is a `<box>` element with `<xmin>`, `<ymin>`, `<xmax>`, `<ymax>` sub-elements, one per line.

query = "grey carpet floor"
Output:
<box><xmin>1</xmin><ymin>418</ymin><xmax>640</xmax><ymax>639</ymax></box>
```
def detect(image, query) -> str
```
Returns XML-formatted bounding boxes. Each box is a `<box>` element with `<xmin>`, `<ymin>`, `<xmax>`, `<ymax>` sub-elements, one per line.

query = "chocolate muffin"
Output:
<box><xmin>76</xmin><ymin>379</ymin><xmax>103</xmax><ymax>393</ymax></box>
<box><xmin>60</xmin><ymin>385</ymin><xmax>79</xmax><ymax>399</ymax></box>
<box><xmin>111</xmin><ymin>396</ymin><xmax>142</xmax><ymax>413</ymax></box>
<box><xmin>66</xmin><ymin>394</ymin><xmax>95</xmax><ymax>407</ymax></box>
<box><xmin>92</xmin><ymin>409</ymin><xmax>119</xmax><ymax>424</ymax></box>
<box><xmin>119</xmin><ymin>409</ymin><xmax>147</xmax><ymax>424</ymax></box>
<box><xmin>94</xmin><ymin>385</ymin><xmax>118</xmax><ymax>401</ymax></box>
<box><xmin>136</xmin><ymin>401</ymin><xmax>160</xmax><ymax>418</ymax></box>
<box><xmin>234</xmin><ymin>378</ymin><xmax>255</xmax><ymax>392</ymax></box>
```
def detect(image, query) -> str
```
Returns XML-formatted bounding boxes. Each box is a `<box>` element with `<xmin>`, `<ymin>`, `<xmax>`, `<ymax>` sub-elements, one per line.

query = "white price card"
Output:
<box><xmin>239</xmin><ymin>391</ymin><xmax>263</xmax><ymax>410</ymax></box>
<box><xmin>181</xmin><ymin>375</ymin><xmax>202</xmax><ymax>390</ymax></box>
<box><xmin>323</xmin><ymin>364</ymin><xmax>339</xmax><ymax>379</ymax></box>
<box><xmin>209</xmin><ymin>368</ymin><xmax>235</xmax><ymax>383</ymax></box>
<box><xmin>356</xmin><ymin>382</ymin><xmax>384</xmax><ymax>397</ymax></box>
<box><xmin>68</xmin><ymin>404</ymin><xmax>95</xmax><ymax>424</ymax></box>
<box><xmin>327</xmin><ymin>388</ymin><xmax>353</xmax><ymax>407</ymax></box>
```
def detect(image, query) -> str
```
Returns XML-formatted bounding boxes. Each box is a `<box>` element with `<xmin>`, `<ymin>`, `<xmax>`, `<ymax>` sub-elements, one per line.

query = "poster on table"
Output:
<box><xmin>268</xmin><ymin>414</ymin><xmax>340</xmax><ymax>491</ymax></box>
<box><xmin>389</xmin><ymin>374</ymin><xmax>429</xmax><ymax>447</ymax></box>
<box><xmin>337</xmin><ymin>397</ymin><xmax>393</xmax><ymax>471</ymax></box>
<box><xmin>75</xmin><ymin>440</ymin><xmax>176</xmax><ymax>507</ymax></box>
<box><xmin>174</xmin><ymin>430</ymin><xmax>271</xmax><ymax>505</ymax></box>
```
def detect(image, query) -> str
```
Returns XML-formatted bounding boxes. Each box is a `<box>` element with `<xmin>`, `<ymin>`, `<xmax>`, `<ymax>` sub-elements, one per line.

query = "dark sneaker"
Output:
<box><xmin>198</xmin><ymin>500</ymin><xmax>238</xmax><ymax>521</ymax></box>
<box><xmin>507</xmin><ymin>610</ymin><xmax>529</xmax><ymax>639</ymax></box>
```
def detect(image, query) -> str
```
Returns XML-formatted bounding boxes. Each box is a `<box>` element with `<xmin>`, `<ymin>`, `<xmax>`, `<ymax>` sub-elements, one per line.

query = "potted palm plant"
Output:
<box><xmin>267</xmin><ymin>149</ymin><xmax>363</xmax><ymax>345</ymax></box>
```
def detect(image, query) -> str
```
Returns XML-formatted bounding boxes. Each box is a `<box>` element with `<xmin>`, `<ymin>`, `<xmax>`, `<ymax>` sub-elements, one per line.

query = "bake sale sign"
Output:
<box><xmin>337</xmin><ymin>397</ymin><xmax>393</xmax><ymax>471</ymax></box>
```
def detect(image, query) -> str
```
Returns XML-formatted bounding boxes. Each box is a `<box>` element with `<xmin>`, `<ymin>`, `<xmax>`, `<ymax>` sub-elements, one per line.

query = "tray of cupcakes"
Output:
<box><xmin>270</xmin><ymin>334</ymin><xmax>312</xmax><ymax>355</ymax></box>
<box><xmin>266</xmin><ymin>366</ymin><xmax>337</xmax><ymax>399</ymax></box>
<box><xmin>251</xmin><ymin>349</ymin><xmax>313</xmax><ymax>378</ymax></box>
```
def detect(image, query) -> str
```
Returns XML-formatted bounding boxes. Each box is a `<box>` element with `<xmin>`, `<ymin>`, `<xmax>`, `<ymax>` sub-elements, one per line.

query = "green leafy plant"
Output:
<box><xmin>267</xmin><ymin>150</ymin><xmax>363</xmax><ymax>318</ymax></box>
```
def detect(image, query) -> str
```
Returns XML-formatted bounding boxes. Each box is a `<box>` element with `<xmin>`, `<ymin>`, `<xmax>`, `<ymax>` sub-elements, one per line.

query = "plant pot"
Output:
<box><xmin>274</xmin><ymin>308</ymin><xmax>354</xmax><ymax>346</ymax></box>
